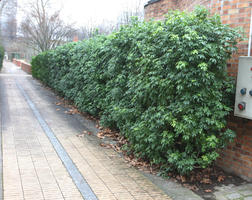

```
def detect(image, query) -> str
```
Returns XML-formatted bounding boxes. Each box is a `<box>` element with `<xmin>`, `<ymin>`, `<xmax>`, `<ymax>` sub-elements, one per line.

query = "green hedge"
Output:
<box><xmin>0</xmin><ymin>45</ymin><xmax>4</xmax><ymax>70</ymax></box>
<box><xmin>31</xmin><ymin>8</ymin><xmax>242</xmax><ymax>174</ymax></box>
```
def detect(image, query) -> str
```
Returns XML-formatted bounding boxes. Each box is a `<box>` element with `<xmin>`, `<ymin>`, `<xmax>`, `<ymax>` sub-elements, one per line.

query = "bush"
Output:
<box><xmin>0</xmin><ymin>45</ymin><xmax>4</xmax><ymax>70</ymax></box>
<box><xmin>31</xmin><ymin>7</ymin><xmax>242</xmax><ymax>174</ymax></box>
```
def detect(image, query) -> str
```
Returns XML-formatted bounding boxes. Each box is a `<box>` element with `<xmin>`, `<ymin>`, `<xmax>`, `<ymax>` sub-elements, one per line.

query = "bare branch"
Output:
<box><xmin>117</xmin><ymin>0</ymin><xmax>145</xmax><ymax>26</ymax></box>
<box><xmin>20</xmin><ymin>0</ymin><xmax>76</xmax><ymax>53</ymax></box>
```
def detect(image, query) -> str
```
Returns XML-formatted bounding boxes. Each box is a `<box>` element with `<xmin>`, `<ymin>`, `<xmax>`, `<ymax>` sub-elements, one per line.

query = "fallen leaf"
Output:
<box><xmin>64</xmin><ymin>108</ymin><xmax>80</xmax><ymax>115</ymax></box>
<box><xmin>183</xmin><ymin>184</ymin><xmax>199</xmax><ymax>191</ymax></box>
<box><xmin>56</xmin><ymin>108</ymin><xmax>60</xmax><ymax>111</ymax></box>
<box><xmin>204</xmin><ymin>189</ymin><xmax>212</xmax><ymax>193</ymax></box>
<box><xmin>81</xmin><ymin>130</ymin><xmax>92</xmax><ymax>135</ymax></box>
<box><xmin>100</xmin><ymin>143</ymin><xmax>113</xmax><ymax>149</ymax></box>
<box><xmin>181</xmin><ymin>176</ymin><xmax>186</xmax><ymax>183</ymax></box>
<box><xmin>217</xmin><ymin>175</ymin><xmax>225</xmax><ymax>182</ymax></box>
<box><xmin>200</xmin><ymin>178</ymin><xmax>212</xmax><ymax>184</ymax></box>
<box><xmin>97</xmin><ymin>132</ymin><xmax>105</xmax><ymax>139</ymax></box>
<box><xmin>190</xmin><ymin>175</ymin><xmax>196</xmax><ymax>182</ymax></box>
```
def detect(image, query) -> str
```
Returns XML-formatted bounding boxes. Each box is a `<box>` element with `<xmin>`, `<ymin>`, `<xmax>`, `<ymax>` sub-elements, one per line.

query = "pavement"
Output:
<box><xmin>0</xmin><ymin>61</ymin><xmax>251</xmax><ymax>200</ymax></box>
<box><xmin>214</xmin><ymin>183</ymin><xmax>252</xmax><ymax>200</ymax></box>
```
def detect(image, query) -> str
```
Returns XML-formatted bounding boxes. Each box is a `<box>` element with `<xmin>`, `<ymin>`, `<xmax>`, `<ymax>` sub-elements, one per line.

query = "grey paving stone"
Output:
<box><xmin>226</xmin><ymin>193</ymin><xmax>242</xmax><ymax>200</ymax></box>
<box><xmin>240</xmin><ymin>190</ymin><xmax>252</xmax><ymax>196</ymax></box>
<box><xmin>236</xmin><ymin>184</ymin><xmax>252</xmax><ymax>191</ymax></box>
<box><xmin>216</xmin><ymin>195</ymin><xmax>228</xmax><ymax>200</ymax></box>
<box><xmin>141</xmin><ymin>172</ymin><xmax>203</xmax><ymax>200</ymax></box>
<box><xmin>244</xmin><ymin>197</ymin><xmax>252</xmax><ymax>200</ymax></box>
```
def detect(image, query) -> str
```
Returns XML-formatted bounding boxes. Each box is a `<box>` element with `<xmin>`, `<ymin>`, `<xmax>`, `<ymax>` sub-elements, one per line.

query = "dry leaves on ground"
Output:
<box><xmin>64</xmin><ymin>108</ymin><xmax>79</xmax><ymax>115</ymax></box>
<box><xmin>77</xmin><ymin>130</ymin><xmax>92</xmax><ymax>137</ymax></box>
<box><xmin>200</xmin><ymin>178</ymin><xmax>212</xmax><ymax>184</ymax></box>
<box><xmin>183</xmin><ymin>184</ymin><xmax>199</xmax><ymax>191</ymax></box>
<box><xmin>55</xmin><ymin>102</ymin><xmax>63</xmax><ymax>106</ymax></box>
<box><xmin>100</xmin><ymin>143</ymin><xmax>113</xmax><ymax>149</ymax></box>
<box><xmin>217</xmin><ymin>175</ymin><xmax>225</xmax><ymax>182</ymax></box>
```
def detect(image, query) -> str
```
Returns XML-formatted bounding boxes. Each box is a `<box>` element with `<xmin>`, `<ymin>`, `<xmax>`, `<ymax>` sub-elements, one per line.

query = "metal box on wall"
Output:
<box><xmin>234</xmin><ymin>56</ymin><xmax>252</xmax><ymax>120</ymax></box>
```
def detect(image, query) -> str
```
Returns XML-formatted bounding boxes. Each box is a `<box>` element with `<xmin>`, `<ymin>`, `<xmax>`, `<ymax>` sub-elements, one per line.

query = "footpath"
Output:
<box><xmin>0</xmin><ymin>61</ymin><xmax>174</xmax><ymax>200</ymax></box>
<box><xmin>0</xmin><ymin>61</ymin><xmax>251</xmax><ymax>200</ymax></box>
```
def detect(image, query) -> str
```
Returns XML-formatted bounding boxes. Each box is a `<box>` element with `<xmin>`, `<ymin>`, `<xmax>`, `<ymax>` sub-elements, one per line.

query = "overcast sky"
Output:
<box><xmin>18</xmin><ymin>0</ymin><xmax>149</xmax><ymax>27</ymax></box>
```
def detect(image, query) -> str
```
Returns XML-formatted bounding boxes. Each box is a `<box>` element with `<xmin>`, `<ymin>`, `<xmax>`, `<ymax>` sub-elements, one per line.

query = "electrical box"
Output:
<box><xmin>234</xmin><ymin>56</ymin><xmax>252</xmax><ymax>120</ymax></box>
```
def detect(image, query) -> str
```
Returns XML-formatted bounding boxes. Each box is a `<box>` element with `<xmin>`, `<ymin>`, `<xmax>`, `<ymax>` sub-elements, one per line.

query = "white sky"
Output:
<box><xmin>18</xmin><ymin>0</ymin><xmax>149</xmax><ymax>27</ymax></box>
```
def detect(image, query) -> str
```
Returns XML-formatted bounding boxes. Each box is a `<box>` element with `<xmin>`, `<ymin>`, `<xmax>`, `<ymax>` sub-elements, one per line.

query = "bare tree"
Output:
<box><xmin>0</xmin><ymin>0</ymin><xmax>17</xmax><ymax>39</ymax></box>
<box><xmin>0</xmin><ymin>0</ymin><xmax>18</xmax><ymax>61</ymax></box>
<box><xmin>76</xmin><ymin>19</ymin><xmax>116</xmax><ymax>40</ymax></box>
<box><xmin>20</xmin><ymin>0</ymin><xmax>76</xmax><ymax>53</ymax></box>
<box><xmin>76</xmin><ymin>0</ymin><xmax>147</xmax><ymax>40</ymax></box>
<box><xmin>117</xmin><ymin>0</ymin><xmax>145</xmax><ymax>26</ymax></box>
<box><xmin>0</xmin><ymin>0</ymin><xmax>8</xmax><ymax>17</ymax></box>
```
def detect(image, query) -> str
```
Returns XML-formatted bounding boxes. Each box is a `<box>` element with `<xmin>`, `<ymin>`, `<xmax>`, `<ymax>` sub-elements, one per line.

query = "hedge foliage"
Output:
<box><xmin>0</xmin><ymin>45</ymin><xmax>4</xmax><ymax>70</ymax></box>
<box><xmin>32</xmin><ymin>8</ymin><xmax>242</xmax><ymax>174</ymax></box>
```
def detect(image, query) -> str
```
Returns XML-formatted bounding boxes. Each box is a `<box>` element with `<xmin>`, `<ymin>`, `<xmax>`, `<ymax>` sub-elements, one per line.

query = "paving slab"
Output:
<box><xmin>0</xmin><ymin>62</ymin><xmax>82</xmax><ymax>200</ymax></box>
<box><xmin>214</xmin><ymin>183</ymin><xmax>252</xmax><ymax>200</ymax></box>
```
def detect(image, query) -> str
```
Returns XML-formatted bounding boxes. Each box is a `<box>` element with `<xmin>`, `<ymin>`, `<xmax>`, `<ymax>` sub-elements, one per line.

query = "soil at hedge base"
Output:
<box><xmin>171</xmin><ymin>165</ymin><xmax>247</xmax><ymax>200</ymax></box>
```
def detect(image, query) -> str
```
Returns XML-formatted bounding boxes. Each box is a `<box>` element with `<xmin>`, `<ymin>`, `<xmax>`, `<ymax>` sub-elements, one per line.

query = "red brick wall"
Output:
<box><xmin>145</xmin><ymin>0</ymin><xmax>252</xmax><ymax>76</ymax></box>
<box><xmin>13</xmin><ymin>59</ymin><xmax>22</xmax><ymax>67</ymax></box>
<box><xmin>177</xmin><ymin>0</ymin><xmax>211</xmax><ymax>11</ymax></box>
<box><xmin>21</xmin><ymin>62</ymin><xmax>32</xmax><ymax>74</ymax></box>
<box><xmin>217</xmin><ymin>117</ymin><xmax>252</xmax><ymax>181</ymax></box>
<box><xmin>144</xmin><ymin>0</ymin><xmax>177</xmax><ymax>20</ymax></box>
<box><xmin>211</xmin><ymin>0</ymin><xmax>252</xmax><ymax>77</ymax></box>
<box><xmin>145</xmin><ymin>0</ymin><xmax>252</xmax><ymax>181</ymax></box>
<box><xmin>13</xmin><ymin>59</ymin><xmax>32</xmax><ymax>74</ymax></box>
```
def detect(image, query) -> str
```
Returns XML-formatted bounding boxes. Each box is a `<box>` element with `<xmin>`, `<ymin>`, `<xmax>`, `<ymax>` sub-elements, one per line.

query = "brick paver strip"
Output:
<box><xmin>0</xmin><ymin>96</ymin><xmax>3</xmax><ymax>200</ymax></box>
<box><xmin>16</xmin><ymin>81</ymin><xmax>97</xmax><ymax>200</ymax></box>
<box><xmin>0</xmin><ymin>62</ymin><xmax>83</xmax><ymax>200</ymax></box>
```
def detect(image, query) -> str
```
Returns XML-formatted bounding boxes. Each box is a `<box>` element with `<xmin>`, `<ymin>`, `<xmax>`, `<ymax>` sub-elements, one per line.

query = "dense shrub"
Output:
<box><xmin>0</xmin><ymin>45</ymin><xmax>4</xmax><ymax>70</ymax></box>
<box><xmin>31</xmin><ymin>7</ymin><xmax>242</xmax><ymax>174</ymax></box>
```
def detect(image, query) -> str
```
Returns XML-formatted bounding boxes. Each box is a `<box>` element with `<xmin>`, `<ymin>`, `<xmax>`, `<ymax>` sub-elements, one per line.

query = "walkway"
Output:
<box><xmin>0</xmin><ymin>61</ymin><xmax>172</xmax><ymax>200</ymax></box>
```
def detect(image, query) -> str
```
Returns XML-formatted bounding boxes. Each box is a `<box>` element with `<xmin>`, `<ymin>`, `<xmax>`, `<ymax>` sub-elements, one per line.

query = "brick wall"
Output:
<box><xmin>144</xmin><ymin>0</ymin><xmax>177</xmax><ymax>20</ymax></box>
<box><xmin>13</xmin><ymin>59</ymin><xmax>32</xmax><ymax>74</ymax></box>
<box><xmin>177</xmin><ymin>0</ymin><xmax>211</xmax><ymax>11</ymax></box>
<box><xmin>145</xmin><ymin>0</ymin><xmax>252</xmax><ymax>181</ymax></box>
<box><xmin>211</xmin><ymin>0</ymin><xmax>252</xmax><ymax>77</ymax></box>
<box><xmin>20</xmin><ymin>62</ymin><xmax>32</xmax><ymax>74</ymax></box>
<box><xmin>217</xmin><ymin>117</ymin><xmax>252</xmax><ymax>181</ymax></box>
<box><xmin>13</xmin><ymin>59</ymin><xmax>22</xmax><ymax>67</ymax></box>
<box><xmin>145</xmin><ymin>0</ymin><xmax>252</xmax><ymax>76</ymax></box>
